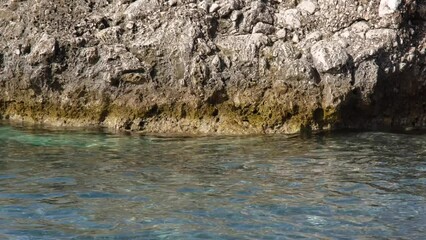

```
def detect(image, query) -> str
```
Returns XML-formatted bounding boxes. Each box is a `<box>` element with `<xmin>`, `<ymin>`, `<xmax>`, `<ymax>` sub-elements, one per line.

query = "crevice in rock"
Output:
<box><xmin>332</xmin><ymin>18</ymin><xmax>369</xmax><ymax>34</ymax></box>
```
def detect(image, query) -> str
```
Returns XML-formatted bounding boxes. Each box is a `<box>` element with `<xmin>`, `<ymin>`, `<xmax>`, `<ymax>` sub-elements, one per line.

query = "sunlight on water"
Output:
<box><xmin>0</xmin><ymin>122</ymin><xmax>425</xmax><ymax>239</ymax></box>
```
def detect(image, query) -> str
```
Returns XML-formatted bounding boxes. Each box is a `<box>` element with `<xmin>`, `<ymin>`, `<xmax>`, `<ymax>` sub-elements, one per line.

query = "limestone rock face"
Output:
<box><xmin>0</xmin><ymin>0</ymin><xmax>425</xmax><ymax>134</ymax></box>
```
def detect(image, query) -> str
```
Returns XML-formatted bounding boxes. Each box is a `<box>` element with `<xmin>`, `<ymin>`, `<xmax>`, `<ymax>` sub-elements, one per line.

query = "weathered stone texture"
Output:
<box><xmin>0</xmin><ymin>0</ymin><xmax>425</xmax><ymax>134</ymax></box>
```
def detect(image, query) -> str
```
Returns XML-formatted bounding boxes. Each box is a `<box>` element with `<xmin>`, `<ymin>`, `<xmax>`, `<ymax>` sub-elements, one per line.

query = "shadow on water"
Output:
<box><xmin>0</xmin><ymin>123</ymin><xmax>425</xmax><ymax>239</ymax></box>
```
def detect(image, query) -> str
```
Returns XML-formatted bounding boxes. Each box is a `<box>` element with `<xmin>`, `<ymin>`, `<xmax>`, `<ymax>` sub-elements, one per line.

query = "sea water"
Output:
<box><xmin>0</xmin><ymin>123</ymin><xmax>425</xmax><ymax>239</ymax></box>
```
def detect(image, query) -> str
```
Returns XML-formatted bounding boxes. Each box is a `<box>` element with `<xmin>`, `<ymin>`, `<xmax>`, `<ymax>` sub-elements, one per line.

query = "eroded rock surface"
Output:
<box><xmin>0</xmin><ymin>0</ymin><xmax>425</xmax><ymax>134</ymax></box>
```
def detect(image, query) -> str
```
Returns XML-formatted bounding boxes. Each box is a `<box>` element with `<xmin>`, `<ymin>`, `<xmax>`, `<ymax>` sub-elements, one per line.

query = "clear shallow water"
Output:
<box><xmin>0</xmin><ymin>123</ymin><xmax>426</xmax><ymax>239</ymax></box>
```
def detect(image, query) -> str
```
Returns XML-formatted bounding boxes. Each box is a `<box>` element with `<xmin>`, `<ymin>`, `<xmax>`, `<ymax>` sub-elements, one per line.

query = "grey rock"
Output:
<box><xmin>379</xmin><ymin>0</ymin><xmax>401</xmax><ymax>17</ymax></box>
<box><xmin>27</xmin><ymin>34</ymin><xmax>57</xmax><ymax>65</ymax></box>
<box><xmin>252</xmin><ymin>22</ymin><xmax>275</xmax><ymax>35</ymax></box>
<box><xmin>80</xmin><ymin>47</ymin><xmax>99</xmax><ymax>65</ymax></box>
<box><xmin>298</xmin><ymin>31</ymin><xmax>323</xmax><ymax>51</ymax></box>
<box><xmin>320</xmin><ymin>72</ymin><xmax>353</xmax><ymax>108</ymax></box>
<box><xmin>230</xmin><ymin>10</ymin><xmax>242</xmax><ymax>21</ymax></box>
<box><xmin>354</xmin><ymin>60</ymin><xmax>379</xmax><ymax>104</ymax></box>
<box><xmin>275</xmin><ymin>29</ymin><xmax>287</xmax><ymax>39</ymax></box>
<box><xmin>240</xmin><ymin>1</ymin><xmax>274</xmax><ymax>33</ymax></box>
<box><xmin>209</xmin><ymin>3</ymin><xmax>220</xmax><ymax>13</ymax></box>
<box><xmin>311</xmin><ymin>40</ymin><xmax>349</xmax><ymax>73</ymax></box>
<box><xmin>297</xmin><ymin>0</ymin><xmax>318</xmax><ymax>15</ymax></box>
<box><xmin>292</xmin><ymin>33</ymin><xmax>300</xmax><ymax>43</ymax></box>
<box><xmin>216</xmin><ymin>34</ymin><xmax>269</xmax><ymax>62</ymax></box>
<box><xmin>0</xmin><ymin>0</ymin><xmax>424</xmax><ymax>134</ymax></box>
<box><xmin>418</xmin><ymin>2</ymin><xmax>426</xmax><ymax>20</ymax></box>
<box><xmin>276</xmin><ymin>9</ymin><xmax>302</xmax><ymax>29</ymax></box>
<box><xmin>168</xmin><ymin>0</ymin><xmax>178</xmax><ymax>7</ymax></box>
<box><xmin>96</xmin><ymin>27</ymin><xmax>123</xmax><ymax>44</ymax></box>
<box><xmin>124</xmin><ymin>0</ymin><xmax>159</xmax><ymax>20</ymax></box>
<box><xmin>271</xmin><ymin>40</ymin><xmax>302</xmax><ymax>62</ymax></box>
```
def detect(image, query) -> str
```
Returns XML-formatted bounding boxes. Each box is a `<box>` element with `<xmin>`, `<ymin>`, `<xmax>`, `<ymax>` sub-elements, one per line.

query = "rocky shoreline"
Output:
<box><xmin>0</xmin><ymin>0</ymin><xmax>425</xmax><ymax>134</ymax></box>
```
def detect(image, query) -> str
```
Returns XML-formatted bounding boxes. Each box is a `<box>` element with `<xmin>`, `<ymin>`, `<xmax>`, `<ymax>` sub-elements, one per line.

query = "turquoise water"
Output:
<box><xmin>0</xmin><ymin>123</ymin><xmax>425</xmax><ymax>239</ymax></box>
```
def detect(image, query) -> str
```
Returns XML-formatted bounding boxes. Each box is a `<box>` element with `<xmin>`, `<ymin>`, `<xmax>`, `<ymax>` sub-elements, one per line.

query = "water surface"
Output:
<box><xmin>0</xmin><ymin>123</ymin><xmax>425</xmax><ymax>239</ymax></box>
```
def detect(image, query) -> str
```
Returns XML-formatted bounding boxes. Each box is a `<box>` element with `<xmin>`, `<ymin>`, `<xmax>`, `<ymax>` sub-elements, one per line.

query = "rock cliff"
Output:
<box><xmin>0</xmin><ymin>0</ymin><xmax>425</xmax><ymax>134</ymax></box>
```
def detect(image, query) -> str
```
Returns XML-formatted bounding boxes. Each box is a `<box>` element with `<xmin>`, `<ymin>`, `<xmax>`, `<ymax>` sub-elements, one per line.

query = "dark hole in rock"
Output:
<box><xmin>313</xmin><ymin>108</ymin><xmax>324</xmax><ymax>123</ymax></box>
<box><xmin>124</xmin><ymin>121</ymin><xmax>132</xmax><ymax>130</ymax></box>
<box><xmin>212</xmin><ymin>108</ymin><xmax>219</xmax><ymax>117</ymax></box>
<box><xmin>149</xmin><ymin>67</ymin><xmax>157</xmax><ymax>80</ymax></box>
<box><xmin>0</xmin><ymin>53</ymin><xmax>4</xmax><ymax>68</ymax></box>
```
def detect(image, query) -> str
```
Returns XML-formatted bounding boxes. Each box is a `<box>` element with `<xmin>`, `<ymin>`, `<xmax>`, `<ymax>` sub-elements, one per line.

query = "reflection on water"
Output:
<box><xmin>0</xmin><ymin>123</ymin><xmax>425</xmax><ymax>239</ymax></box>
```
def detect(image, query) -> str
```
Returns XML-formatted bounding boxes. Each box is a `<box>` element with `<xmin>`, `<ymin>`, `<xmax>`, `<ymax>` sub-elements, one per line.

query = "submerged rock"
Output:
<box><xmin>0</xmin><ymin>0</ymin><xmax>425</xmax><ymax>134</ymax></box>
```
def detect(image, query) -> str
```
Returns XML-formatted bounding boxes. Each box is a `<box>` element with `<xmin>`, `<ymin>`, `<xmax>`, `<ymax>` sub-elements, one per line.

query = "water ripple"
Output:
<box><xmin>0</xmin><ymin>124</ymin><xmax>425</xmax><ymax>239</ymax></box>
